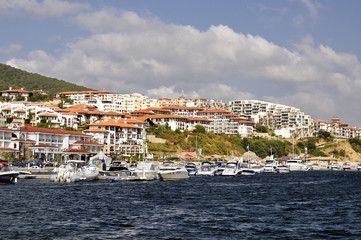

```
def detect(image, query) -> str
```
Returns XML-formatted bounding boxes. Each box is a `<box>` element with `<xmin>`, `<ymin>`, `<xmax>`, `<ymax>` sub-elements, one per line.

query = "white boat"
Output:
<box><xmin>311</xmin><ymin>163</ymin><xmax>320</xmax><ymax>171</ymax></box>
<box><xmin>50</xmin><ymin>160</ymin><xmax>99</xmax><ymax>183</ymax></box>
<box><xmin>276</xmin><ymin>165</ymin><xmax>290</xmax><ymax>173</ymax></box>
<box><xmin>263</xmin><ymin>159</ymin><xmax>278</xmax><ymax>173</ymax></box>
<box><xmin>286</xmin><ymin>158</ymin><xmax>309</xmax><ymax>171</ymax></box>
<box><xmin>0</xmin><ymin>169</ymin><xmax>20</xmax><ymax>184</ymax></box>
<box><xmin>357</xmin><ymin>164</ymin><xmax>361</xmax><ymax>171</ymax></box>
<box><xmin>0</xmin><ymin>160</ymin><xmax>31</xmax><ymax>183</ymax></box>
<box><xmin>159</xmin><ymin>164</ymin><xmax>189</xmax><ymax>181</ymax></box>
<box><xmin>249</xmin><ymin>162</ymin><xmax>265</xmax><ymax>173</ymax></box>
<box><xmin>222</xmin><ymin>161</ymin><xmax>242</xmax><ymax>176</ymax></box>
<box><xmin>99</xmin><ymin>161</ymin><xmax>138</xmax><ymax>180</ymax></box>
<box><xmin>133</xmin><ymin>161</ymin><xmax>160</xmax><ymax>180</ymax></box>
<box><xmin>185</xmin><ymin>162</ymin><xmax>198</xmax><ymax>175</ymax></box>
<box><xmin>197</xmin><ymin>161</ymin><xmax>218</xmax><ymax>176</ymax></box>
<box><xmin>239</xmin><ymin>163</ymin><xmax>255</xmax><ymax>175</ymax></box>
<box><xmin>342</xmin><ymin>163</ymin><xmax>352</xmax><ymax>171</ymax></box>
<box><xmin>330</xmin><ymin>162</ymin><xmax>342</xmax><ymax>171</ymax></box>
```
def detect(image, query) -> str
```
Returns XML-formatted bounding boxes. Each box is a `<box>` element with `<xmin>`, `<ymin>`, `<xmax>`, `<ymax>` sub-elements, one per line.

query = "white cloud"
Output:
<box><xmin>0</xmin><ymin>44</ymin><xmax>22</xmax><ymax>56</ymax></box>
<box><xmin>300</xmin><ymin>0</ymin><xmax>319</xmax><ymax>18</ymax></box>
<box><xmin>0</xmin><ymin>0</ymin><xmax>90</xmax><ymax>18</ymax></box>
<box><xmin>6</xmin><ymin>9</ymin><xmax>361</xmax><ymax>124</ymax></box>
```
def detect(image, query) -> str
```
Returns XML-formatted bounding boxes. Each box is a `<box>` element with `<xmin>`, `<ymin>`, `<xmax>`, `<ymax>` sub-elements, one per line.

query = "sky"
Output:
<box><xmin>1</xmin><ymin>0</ymin><xmax>361</xmax><ymax>126</ymax></box>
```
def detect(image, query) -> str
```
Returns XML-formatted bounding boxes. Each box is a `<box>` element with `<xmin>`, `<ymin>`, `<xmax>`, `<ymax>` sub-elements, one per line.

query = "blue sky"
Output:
<box><xmin>1</xmin><ymin>0</ymin><xmax>361</xmax><ymax>126</ymax></box>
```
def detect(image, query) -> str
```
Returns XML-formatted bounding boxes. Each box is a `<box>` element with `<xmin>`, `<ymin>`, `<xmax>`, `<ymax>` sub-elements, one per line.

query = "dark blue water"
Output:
<box><xmin>1</xmin><ymin>171</ymin><xmax>361</xmax><ymax>239</ymax></box>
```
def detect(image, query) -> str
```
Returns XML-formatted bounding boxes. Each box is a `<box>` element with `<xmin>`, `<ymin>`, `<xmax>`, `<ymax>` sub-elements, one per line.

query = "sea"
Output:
<box><xmin>1</xmin><ymin>171</ymin><xmax>361</xmax><ymax>240</ymax></box>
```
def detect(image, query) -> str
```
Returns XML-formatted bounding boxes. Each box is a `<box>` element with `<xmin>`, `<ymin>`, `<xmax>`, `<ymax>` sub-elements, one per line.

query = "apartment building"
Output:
<box><xmin>229</xmin><ymin>100</ymin><xmax>313</xmax><ymax>137</ymax></box>
<box><xmin>0</xmin><ymin>125</ymin><xmax>99</xmax><ymax>162</ymax></box>
<box><xmin>84</xmin><ymin>118</ymin><xmax>147</xmax><ymax>155</ymax></box>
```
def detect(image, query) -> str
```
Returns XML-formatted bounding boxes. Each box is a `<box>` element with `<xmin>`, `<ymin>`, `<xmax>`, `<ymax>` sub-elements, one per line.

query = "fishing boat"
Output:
<box><xmin>50</xmin><ymin>160</ymin><xmax>99</xmax><ymax>183</ymax></box>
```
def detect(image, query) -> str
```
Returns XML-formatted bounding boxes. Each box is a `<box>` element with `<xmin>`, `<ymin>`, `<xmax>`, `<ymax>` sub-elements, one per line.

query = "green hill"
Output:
<box><xmin>0</xmin><ymin>63</ymin><xmax>93</xmax><ymax>94</ymax></box>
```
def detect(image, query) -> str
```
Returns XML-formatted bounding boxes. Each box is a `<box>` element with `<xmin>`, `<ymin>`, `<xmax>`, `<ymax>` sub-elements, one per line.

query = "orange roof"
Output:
<box><xmin>145</xmin><ymin>108</ymin><xmax>171</xmax><ymax>112</ymax></box>
<box><xmin>19</xmin><ymin>126</ymin><xmax>90</xmax><ymax>136</ymax></box>
<box><xmin>14</xmin><ymin>109</ymin><xmax>26</xmax><ymax>112</ymax></box>
<box><xmin>87</xmin><ymin>119</ymin><xmax>142</xmax><ymax>129</ymax></box>
<box><xmin>313</xmin><ymin>120</ymin><xmax>325</xmax><ymax>123</ymax></box>
<box><xmin>0</xmin><ymin>148</ymin><xmax>17</xmax><ymax>151</ymax></box>
<box><xmin>73</xmin><ymin>141</ymin><xmax>103</xmax><ymax>145</ymax></box>
<box><xmin>187</xmin><ymin>117</ymin><xmax>212</xmax><ymax>122</ymax></box>
<box><xmin>39</xmin><ymin>113</ymin><xmax>58</xmax><ymax>117</ymax></box>
<box><xmin>29</xmin><ymin>144</ymin><xmax>58</xmax><ymax>148</ymax></box>
<box><xmin>162</xmin><ymin>106</ymin><xmax>203</xmax><ymax>110</ymax></box>
<box><xmin>136</xmin><ymin>114</ymin><xmax>188</xmax><ymax>121</ymax></box>
<box><xmin>223</xmin><ymin>114</ymin><xmax>238</xmax><ymax>117</ymax></box>
<box><xmin>83</xmin><ymin>129</ymin><xmax>109</xmax><ymax>133</ymax></box>
<box><xmin>0</xmin><ymin>89</ymin><xmax>31</xmax><ymax>93</ymax></box>
<box><xmin>131</xmin><ymin>110</ymin><xmax>155</xmax><ymax>114</ymax></box>
<box><xmin>239</xmin><ymin>120</ymin><xmax>255</xmax><ymax>124</ymax></box>
<box><xmin>2</xmin><ymin>108</ymin><xmax>11</xmax><ymax>111</ymax></box>
<box><xmin>197</xmin><ymin>109</ymin><xmax>230</xmax><ymax>114</ymax></box>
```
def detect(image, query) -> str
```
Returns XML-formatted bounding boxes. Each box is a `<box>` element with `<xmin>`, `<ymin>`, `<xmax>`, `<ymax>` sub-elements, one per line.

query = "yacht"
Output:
<box><xmin>133</xmin><ymin>161</ymin><xmax>160</xmax><ymax>180</ymax></box>
<box><xmin>311</xmin><ymin>163</ymin><xmax>320</xmax><ymax>171</ymax></box>
<box><xmin>197</xmin><ymin>161</ymin><xmax>218</xmax><ymax>176</ymax></box>
<box><xmin>50</xmin><ymin>160</ymin><xmax>99</xmax><ymax>183</ymax></box>
<box><xmin>276</xmin><ymin>165</ymin><xmax>290</xmax><ymax>173</ymax></box>
<box><xmin>99</xmin><ymin>161</ymin><xmax>138</xmax><ymax>179</ymax></box>
<box><xmin>286</xmin><ymin>158</ymin><xmax>309</xmax><ymax>171</ymax></box>
<box><xmin>342</xmin><ymin>163</ymin><xmax>352</xmax><ymax>171</ymax></box>
<box><xmin>222</xmin><ymin>161</ymin><xmax>242</xmax><ymax>176</ymax></box>
<box><xmin>263</xmin><ymin>159</ymin><xmax>278</xmax><ymax>173</ymax></box>
<box><xmin>238</xmin><ymin>163</ymin><xmax>255</xmax><ymax>175</ymax></box>
<box><xmin>330</xmin><ymin>162</ymin><xmax>342</xmax><ymax>171</ymax></box>
<box><xmin>158</xmin><ymin>164</ymin><xmax>189</xmax><ymax>181</ymax></box>
<box><xmin>185</xmin><ymin>162</ymin><xmax>198</xmax><ymax>175</ymax></box>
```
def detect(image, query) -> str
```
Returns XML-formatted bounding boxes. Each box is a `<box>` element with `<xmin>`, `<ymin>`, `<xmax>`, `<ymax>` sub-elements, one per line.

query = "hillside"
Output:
<box><xmin>147</xmin><ymin>126</ymin><xmax>361</xmax><ymax>162</ymax></box>
<box><xmin>0</xmin><ymin>63</ymin><xmax>93</xmax><ymax>94</ymax></box>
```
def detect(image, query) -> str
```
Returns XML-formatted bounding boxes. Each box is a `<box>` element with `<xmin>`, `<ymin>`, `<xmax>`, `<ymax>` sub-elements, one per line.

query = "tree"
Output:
<box><xmin>14</xmin><ymin>95</ymin><xmax>25</xmax><ymax>101</ymax></box>
<box><xmin>193</xmin><ymin>125</ymin><xmax>206</xmax><ymax>134</ymax></box>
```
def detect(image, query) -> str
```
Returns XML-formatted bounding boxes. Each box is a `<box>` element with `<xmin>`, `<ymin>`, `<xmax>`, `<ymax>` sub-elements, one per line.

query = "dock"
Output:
<box><xmin>18</xmin><ymin>174</ymin><xmax>141</xmax><ymax>181</ymax></box>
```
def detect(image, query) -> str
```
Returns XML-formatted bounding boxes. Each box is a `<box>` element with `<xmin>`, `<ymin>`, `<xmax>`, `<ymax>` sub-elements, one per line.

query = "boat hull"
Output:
<box><xmin>0</xmin><ymin>171</ymin><xmax>19</xmax><ymax>183</ymax></box>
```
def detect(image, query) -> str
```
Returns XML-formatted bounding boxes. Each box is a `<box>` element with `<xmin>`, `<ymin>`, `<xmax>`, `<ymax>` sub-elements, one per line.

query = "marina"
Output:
<box><xmin>2</xmin><ymin>171</ymin><xmax>361</xmax><ymax>239</ymax></box>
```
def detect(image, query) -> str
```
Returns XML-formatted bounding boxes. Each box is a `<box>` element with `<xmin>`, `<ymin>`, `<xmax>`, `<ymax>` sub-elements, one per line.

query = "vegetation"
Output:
<box><xmin>0</xmin><ymin>63</ymin><xmax>93</xmax><ymax>95</ymax></box>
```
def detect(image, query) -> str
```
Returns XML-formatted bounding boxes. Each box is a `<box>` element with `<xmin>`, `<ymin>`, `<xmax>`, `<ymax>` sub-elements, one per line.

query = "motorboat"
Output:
<box><xmin>311</xmin><ymin>163</ymin><xmax>320</xmax><ymax>171</ymax></box>
<box><xmin>330</xmin><ymin>162</ymin><xmax>342</xmax><ymax>171</ymax></box>
<box><xmin>159</xmin><ymin>164</ymin><xmax>189</xmax><ymax>181</ymax></box>
<box><xmin>342</xmin><ymin>163</ymin><xmax>352</xmax><ymax>171</ymax></box>
<box><xmin>249</xmin><ymin>161</ymin><xmax>265</xmax><ymax>173</ymax></box>
<box><xmin>196</xmin><ymin>161</ymin><xmax>218</xmax><ymax>176</ymax></box>
<box><xmin>99</xmin><ymin>161</ymin><xmax>138</xmax><ymax>180</ymax></box>
<box><xmin>222</xmin><ymin>161</ymin><xmax>242</xmax><ymax>176</ymax></box>
<box><xmin>276</xmin><ymin>165</ymin><xmax>290</xmax><ymax>173</ymax></box>
<box><xmin>238</xmin><ymin>163</ymin><xmax>255</xmax><ymax>175</ymax></box>
<box><xmin>0</xmin><ymin>160</ymin><xmax>31</xmax><ymax>184</ymax></box>
<box><xmin>263</xmin><ymin>159</ymin><xmax>278</xmax><ymax>173</ymax></box>
<box><xmin>286</xmin><ymin>158</ymin><xmax>309</xmax><ymax>171</ymax></box>
<box><xmin>50</xmin><ymin>160</ymin><xmax>99</xmax><ymax>183</ymax></box>
<box><xmin>133</xmin><ymin>161</ymin><xmax>160</xmax><ymax>180</ymax></box>
<box><xmin>185</xmin><ymin>162</ymin><xmax>198</xmax><ymax>175</ymax></box>
<box><xmin>358</xmin><ymin>164</ymin><xmax>361</xmax><ymax>171</ymax></box>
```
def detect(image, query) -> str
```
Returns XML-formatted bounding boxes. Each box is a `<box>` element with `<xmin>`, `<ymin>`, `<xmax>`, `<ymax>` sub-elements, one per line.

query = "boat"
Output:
<box><xmin>185</xmin><ymin>162</ymin><xmax>198</xmax><ymax>175</ymax></box>
<box><xmin>330</xmin><ymin>162</ymin><xmax>342</xmax><ymax>171</ymax></box>
<box><xmin>249</xmin><ymin>161</ymin><xmax>265</xmax><ymax>173</ymax></box>
<box><xmin>342</xmin><ymin>163</ymin><xmax>352</xmax><ymax>171</ymax></box>
<box><xmin>158</xmin><ymin>164</ymin><xmax>189</xmax><ymax>181</ymax></box>
<box><xmin>276</xmin><ymin>165</ymin><xmax>290</xmax><ymax>173</ymax></box>
<box><xmin>99</xmin><ymin>161</ymin><xmax>138</xmax><ymax>180</ymax></box>
<box><xmin>238</xmin><ymin>163</ymin><xmax>255</xmax><ymax>175</ymax></box>
<box><xmin>358</xmin><ymin>164</ymin><xmax>361</xmax><ymax>171</ymax></box>
<box><xmin>263</xmin><ymin>159</ymin><xmax>278</xmax><ymax>173</ymax></box>
<box><xmin>0</xmin><ymin>160</ymin><xmax>31</xmax><ymax>184</ymax></box>
<box><xmin>133</xmin><ymin>161</ymin><xmax>160</xmax><ymax>180</ymax></box>
<box><xmin>196</xmin><ymin>161</ymin><xmax>218</xmax><ymax>176</ymax></box>
<box><xmin>311</xmin><ymin>163</ymin><xmax>320</xmax><ymax>171</ymax></box>
<box><xmin>222</xmin><ymin>161</ymin><xmax>242</xmax><ymax>176</ymax></box>
<box><xmin>50</xmin><ymin>160</ymin><xmax>99</xmax><ymax>183</ymax></box>
<box><xmin>286</xmin><ymin>158</ymin><xmax>309</xmax><ymax>171</ymax></box>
